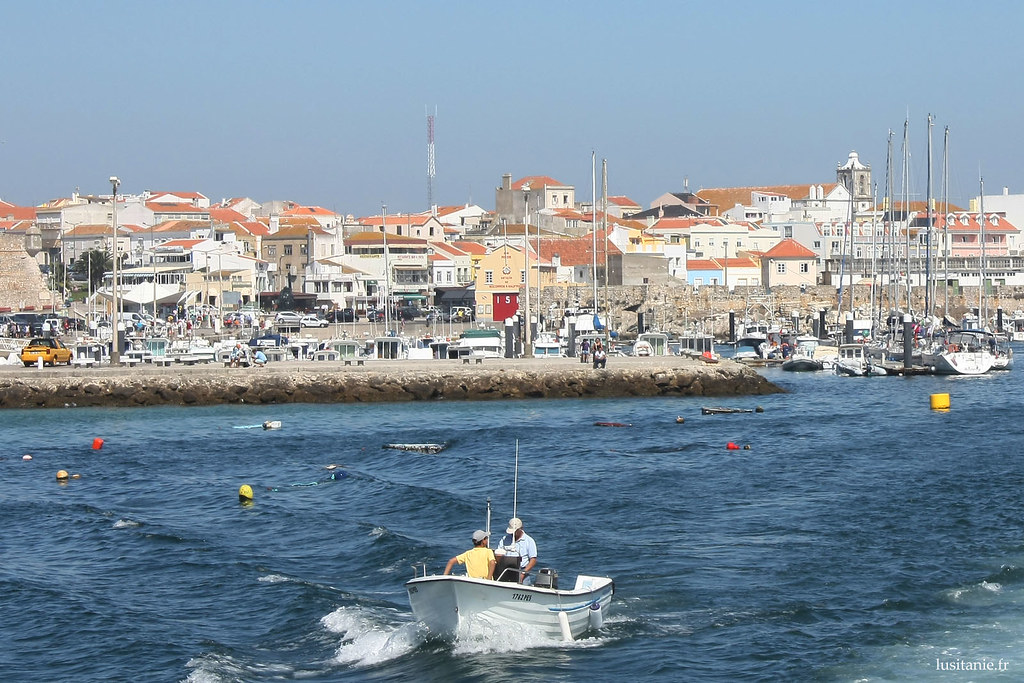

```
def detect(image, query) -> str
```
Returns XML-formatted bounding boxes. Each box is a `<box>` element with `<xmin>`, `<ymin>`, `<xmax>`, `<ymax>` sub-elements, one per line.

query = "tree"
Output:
<box><xmin>71</xmin><ymin>249</ymin><xmax>112</xmax><ymax>293</ymax></box>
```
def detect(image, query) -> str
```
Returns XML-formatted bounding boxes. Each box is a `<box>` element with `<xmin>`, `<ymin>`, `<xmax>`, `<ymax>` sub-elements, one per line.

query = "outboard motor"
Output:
<box><xmin>535</xmin><ymin>567</ymin><xmax>558</xmax><ymax>590</ymax></box>
<box><xmin>494</xmin><ymin>553</ymin><xmax>521</xmax><ymax>583</ymax></box>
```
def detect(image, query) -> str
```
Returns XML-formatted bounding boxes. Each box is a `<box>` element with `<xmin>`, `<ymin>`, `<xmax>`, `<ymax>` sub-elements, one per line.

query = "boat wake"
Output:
<box><xmin>322</xmin><ymin>605</ymin><xmax>422</xmax><ymax>667</ymax></box>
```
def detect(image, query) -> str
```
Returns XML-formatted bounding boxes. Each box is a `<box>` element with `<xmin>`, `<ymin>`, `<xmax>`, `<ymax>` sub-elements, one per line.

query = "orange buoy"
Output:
<box><xmin>726</xmin><ymin>442</ymin><xmax>740</xmax><ymax>450</ymax></box>
<box><xmin>91</xmin><ymin>438</ymin><xmax>104</xmax><ymax>450</ymax></box>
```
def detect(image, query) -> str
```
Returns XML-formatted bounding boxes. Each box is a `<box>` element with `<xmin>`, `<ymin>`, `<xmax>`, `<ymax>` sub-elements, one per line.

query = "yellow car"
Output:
<box><xmin>20</xmin><ymin>337</ymin><xmax>73</xmax><ymax>367</ymax></box>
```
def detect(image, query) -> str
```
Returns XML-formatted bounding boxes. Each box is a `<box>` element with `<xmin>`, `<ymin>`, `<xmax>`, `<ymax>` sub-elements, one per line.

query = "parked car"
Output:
<box><xmin>326</xmin><ymin>308</ymin><xmax>358</xmax><ymax>323</ymax></box>
<box><xmin>20</xmin><ymin>337</ymin><xmax>73</xmax><ymax>366</ymax></box>
<box><xmin>366</xmin><ymin>308</ymin><xmax>385</xmax><ymax>323</ymax></box>
<box><xmin>397</xmin><ymin>307</ymin><xmax>423</xmax><ymax>321</ymax></box>
<box><xmin>300</xmin><ymin>314</ymin><xmax>329</xmax><ymax>328</ymax></box>
<box><xmin>274</xmin><ymin>311</ymin><xmax>303</xmax><ymax>326</ymax></box>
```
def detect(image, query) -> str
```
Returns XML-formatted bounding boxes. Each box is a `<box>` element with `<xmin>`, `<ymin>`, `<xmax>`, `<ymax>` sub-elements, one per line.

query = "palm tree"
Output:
<box><xmin>72</xmin><ymin>249</ymin><xmax>112</xmax><ymax>293</ymax></box>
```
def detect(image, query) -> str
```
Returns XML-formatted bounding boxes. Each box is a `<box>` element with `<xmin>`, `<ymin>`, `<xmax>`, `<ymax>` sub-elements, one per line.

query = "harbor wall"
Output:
<box><xmin>0</xmin><ymin>357</ymin><xmax>782</xmax><ymax>409</ymax></box>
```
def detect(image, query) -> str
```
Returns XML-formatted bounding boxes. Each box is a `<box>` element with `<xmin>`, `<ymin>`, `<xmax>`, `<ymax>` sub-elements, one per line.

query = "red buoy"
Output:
<box><xmin>91</xmin><ymin>438</ymin><xmax>104</xmax><ymax>450</ymax></box>
<box><xmin>726</xmin><ymin>442</ymin><xmax>740</xmax><ymax>450</ymax></box>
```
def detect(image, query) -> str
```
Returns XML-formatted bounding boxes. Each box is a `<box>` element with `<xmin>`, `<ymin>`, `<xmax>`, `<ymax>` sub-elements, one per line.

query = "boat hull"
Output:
<box><xmin>405</xmin><ymin>573</ymin><xmax>613</xmax><ymax>641</ymax></box>
<box><xmin>927</xmin><ymin>350</ymin><xmax>995</xmax><ymax>375</ymax></box>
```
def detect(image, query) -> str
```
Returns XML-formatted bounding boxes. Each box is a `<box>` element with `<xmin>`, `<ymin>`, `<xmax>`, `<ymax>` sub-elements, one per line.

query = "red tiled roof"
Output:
<box><xmin>346</xmin><ymin>231</ymin><xmax>429</xmax><ymax>246</ymax></box>
<box><xmin>513</xmin><ymin>175</ymin><xmax>567</xmax><ymax>190</ymax></box>
<box><xmin>536</xmin><ymin>236</ymin><xmax>622</xmax><ymax>267</ymax></box>
<box><xmin>764</xmin><ymin>238</ymin><xmax>817</xmax><ymax>258</ymax></box>
<box><xmin>696</xmin><ymin>184</ymin><xmax>839</xmax><ymax>213</ymax></box>
<box><xmin>0</xmin><ymin>200</ymin><xmax>36</xmax><ymax>221</ymax></box>
<box><xmin>282</xmin><ymin>205</ymin><xmax>338</xmax><ymax>217</ymax></box>
<box><xmin>210</xmin><ymin>208</ymin><xmax>248</xmax><ymax>223</ymax></box>
<box><xmin>452</xmin><ymin>240</ymin><xmax>487</xmax><ymax>255</ymax></box>
<box><xmin>687</xmin><ymin>259</ymin><xmax>720</xmax><ymax>270</ymax></box>
<box><xmin>607</xmin><ymin>195</ymin><xmax>640</xmax><ymax>208</ymax></box>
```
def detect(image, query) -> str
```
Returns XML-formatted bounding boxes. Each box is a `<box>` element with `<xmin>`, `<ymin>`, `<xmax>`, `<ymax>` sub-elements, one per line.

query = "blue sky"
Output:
<box><xmin>3</xmin><ymin>0</ymin><xmax>1021</xmax><ymax>216</ymax></box>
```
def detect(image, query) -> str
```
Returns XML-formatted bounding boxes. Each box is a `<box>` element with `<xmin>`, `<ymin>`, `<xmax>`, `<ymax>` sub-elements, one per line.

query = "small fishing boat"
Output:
<box><xmin>406</xmin><ymin>570</ymin><xmax>614</xmax><ymax>642</ymax></box>
<box><xmin>382</xmin><ymin>443</ymin><xmax>447</xmax><ymax>454</ymax></box>
<box><xmin>405</xmin><ymin>444</ymin><xmax>614</xmax><ymax>642</ymax></box>
<box><xmin>593</xmin><ymin>421</ymin><xmax>632</xmax><ymax>427</ymax></box>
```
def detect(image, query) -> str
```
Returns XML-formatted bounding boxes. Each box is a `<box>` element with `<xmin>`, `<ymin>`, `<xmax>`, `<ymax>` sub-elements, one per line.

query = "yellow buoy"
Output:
<box><xmin>930</xmin><ymin>393</ymin><xmax>950</xmax><ymax>410</ymax></box>
<box><xmin>56</xmin><ymin>469</ymin><xmax>69</xmax><ymax>480</ymax></box>
<box><xmin>238</xmin><ymin>484</ymin><xmax>254</xmax><ymax>501</ymax></box>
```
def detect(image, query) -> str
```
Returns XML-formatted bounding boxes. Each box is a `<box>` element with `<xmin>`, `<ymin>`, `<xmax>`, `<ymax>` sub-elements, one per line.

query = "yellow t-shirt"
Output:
<box><xmin>456</xmin><ymin>546</ymin><xmax>495</xmax><ymax>579</ymax></box>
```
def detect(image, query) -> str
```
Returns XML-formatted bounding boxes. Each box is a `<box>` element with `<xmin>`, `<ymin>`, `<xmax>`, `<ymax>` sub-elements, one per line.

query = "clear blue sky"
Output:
<box><xmin>3</xmin><ymin>0</ymin><xmax>1020</xmax><ymax>216</ymax></box>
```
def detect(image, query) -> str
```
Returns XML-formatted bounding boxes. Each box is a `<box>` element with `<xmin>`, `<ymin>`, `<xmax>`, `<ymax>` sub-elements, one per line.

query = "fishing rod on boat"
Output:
<box><xmin>486</xmin><ymin>497</ymin><xmax>491</xmax><ymax>540</ymax></box>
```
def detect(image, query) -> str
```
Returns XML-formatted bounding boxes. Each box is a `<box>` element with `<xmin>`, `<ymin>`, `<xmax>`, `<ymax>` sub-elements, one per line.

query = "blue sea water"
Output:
<box><xmin>3</xmin><ymin>360</ymin><xmax>1024</xmax><ymax>682</ymax></box>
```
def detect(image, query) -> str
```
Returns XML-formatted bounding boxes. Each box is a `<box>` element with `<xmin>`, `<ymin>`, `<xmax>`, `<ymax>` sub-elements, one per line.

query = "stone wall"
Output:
<box><xmin>0</xmin><ymin>359</ymin><xmax>782</xmax><ymax>409</ymax></box>
<box><xmin>0</xmin><ymin>234</ymin><xmax>55</xmax><ymax>312</ymax></box>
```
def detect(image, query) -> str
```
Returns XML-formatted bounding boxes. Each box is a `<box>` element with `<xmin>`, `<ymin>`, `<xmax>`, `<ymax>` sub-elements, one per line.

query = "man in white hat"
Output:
<box><xmin>443</xmin><ymin>529</ymin><xmax>495</xmax><ymax>580</ymax></box>
<box><xmin>495</xmin><ymin>517</ymin><xmax>538</xmax><ymax>585</ymax></box>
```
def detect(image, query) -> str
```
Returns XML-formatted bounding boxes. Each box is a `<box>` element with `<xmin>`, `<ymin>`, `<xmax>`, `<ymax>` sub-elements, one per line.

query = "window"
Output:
<box><xmin>268</xmin><ymin>246</ymin><xmax>277</xmax><ymax>257</ymax></box>
<box><xmin>284</xmin><ymin>245</ymin><xmax>293</xmax><ymax>256</ymax></box>
<box><xmin>776</xmin><ymin>263</ymin><xmax>787</xmax><ymax>274</ymax></box>
<box><xmin>485</xmin><ymin>270</ymin><xmax>493</xmax><ymax>284</ymax></box>
<box><xmin>800</xmin><ymin>263</ymin><xmax>809</xmax><ymax>273</ymax></box>
<box><xmin>300</xmin><ymin>244</ymin><xmax>307</xmax><ymax>255</ymax></box>
<box><xmin>813</xmin><ymin>241</ymin><xmax>821</xmax><ymax>249</ymax></box>
<box><xmin>784</xmin><ymin>226</ymin><xmax>793</xmax><ymax>238</ymax></box>
<box><xmin>520</xmin><ymin>269</ymin><xmax>525</xmax><ymax>284</ymax></box>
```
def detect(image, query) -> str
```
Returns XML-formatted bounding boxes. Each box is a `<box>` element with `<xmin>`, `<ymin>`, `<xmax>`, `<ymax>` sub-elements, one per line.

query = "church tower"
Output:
<box><xmin>836</xmin><ymin>151</ymin><xmax>872</xmax><ymax>215</ymax></box>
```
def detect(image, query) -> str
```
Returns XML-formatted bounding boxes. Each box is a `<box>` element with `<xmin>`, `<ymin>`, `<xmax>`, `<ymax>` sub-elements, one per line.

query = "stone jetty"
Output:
<box><xmin>0</xmin><ymin>356</ymin><xmax>782</xmax><ymax>409</ymax></box>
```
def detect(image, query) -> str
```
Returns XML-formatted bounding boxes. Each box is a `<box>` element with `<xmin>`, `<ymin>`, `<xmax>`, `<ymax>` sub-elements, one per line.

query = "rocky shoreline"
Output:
<box><xmin>0</xmin><ymin>356</ymin><xmax>782</xmax><ymax>409</ymax></box>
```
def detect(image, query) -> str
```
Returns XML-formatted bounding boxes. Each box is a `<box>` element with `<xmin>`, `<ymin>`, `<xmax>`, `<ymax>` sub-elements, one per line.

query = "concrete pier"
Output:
<box><xmin>0</xmin><ymin>356</ymin><xmax>782</xmax><ymax>409</ymax></box>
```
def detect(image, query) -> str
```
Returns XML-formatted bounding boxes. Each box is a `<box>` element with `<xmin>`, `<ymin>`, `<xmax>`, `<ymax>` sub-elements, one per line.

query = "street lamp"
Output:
<box><xmin>109</xmin><ymin>176</ymin><xmax>121</xmax><ymax>365</ymax></box>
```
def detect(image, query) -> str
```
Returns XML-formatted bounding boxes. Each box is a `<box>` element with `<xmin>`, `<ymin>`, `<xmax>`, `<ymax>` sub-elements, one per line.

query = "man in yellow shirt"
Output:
<box><xmin>443</xmin><ymin>530</ymin><xmax>495</xmax><ymax>579</ymax></box>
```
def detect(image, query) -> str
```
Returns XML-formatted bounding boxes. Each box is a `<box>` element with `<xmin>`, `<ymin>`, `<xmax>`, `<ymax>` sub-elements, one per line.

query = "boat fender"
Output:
<box><xmin>726</xmin><ymin>442</ymin><xmax>740</xmax><ymax>450</ymax></box>
<box><xmin>755</xmin><ymin>406</ymin><xmax>765</xmax><ymax>413</ymax></box>
<box><xmin>588</xmin><ymin>601</ymin><xmax>604</xmax><ymax>630</ymax></box>
<box><xmin>675</xmin><ymin>416</ymin><xmax>685</xmax><ymax>424</ymax></box>
<box><xmin>557</xmin><ymin>611</ymin><xmax>574</xmax><ymax>642</ymax></box>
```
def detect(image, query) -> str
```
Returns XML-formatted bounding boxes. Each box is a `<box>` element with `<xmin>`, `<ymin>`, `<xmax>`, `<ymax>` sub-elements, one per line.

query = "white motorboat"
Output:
<box><xmin>835</xmin><ymin>343</ymin><xmax>888</xmax><ymax>376</ymax></box>
<box><xmin>406</xmin><ymin>445</ymin><xmax>613</xmax><ymax>642</ymax></box>
<box><xmin>532</xmin><ymin>331</ymin><xmax>563</xmax><ymax>358</ymax></box>
<box><xmin>405</xmin><ymin>570</ymin><xmax>614</xmax><ymax>642</ymax></box>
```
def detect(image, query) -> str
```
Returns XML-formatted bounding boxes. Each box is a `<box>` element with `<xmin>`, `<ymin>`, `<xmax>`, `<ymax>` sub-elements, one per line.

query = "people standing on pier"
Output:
<box><xmin>581</xmin><ymin>339</ymin><xmax>591</xmax><ymax>364</ymax></box>
<box><xmin>592</xmin><ymin>340</ymin><xmax>607</xmax><ymax>369</ymax></box>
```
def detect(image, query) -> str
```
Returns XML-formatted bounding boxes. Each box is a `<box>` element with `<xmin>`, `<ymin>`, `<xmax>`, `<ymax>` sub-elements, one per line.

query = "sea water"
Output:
<box><xmin>2</xmin><ymin>360</ymin><xmax>1024</xmax><ymax>681</ymax></box>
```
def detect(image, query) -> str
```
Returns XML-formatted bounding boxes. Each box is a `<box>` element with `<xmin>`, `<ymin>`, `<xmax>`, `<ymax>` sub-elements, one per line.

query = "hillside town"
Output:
<box><xmin>2</xmin><ymin>150</ymin><xmax>1024</xmax><ymax>350</ymax></box>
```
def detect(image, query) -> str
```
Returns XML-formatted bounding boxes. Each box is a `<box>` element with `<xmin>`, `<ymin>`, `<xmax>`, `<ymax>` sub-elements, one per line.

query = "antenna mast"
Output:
<box><xmin>426</xmin><ymin>107</ymin><xmax>436</xmax><ymax>211</ymax></box>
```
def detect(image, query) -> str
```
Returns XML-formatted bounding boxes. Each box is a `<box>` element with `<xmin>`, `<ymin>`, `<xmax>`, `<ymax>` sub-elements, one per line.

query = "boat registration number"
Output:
<box><xmin>511</xmin><ymin>593</ymin><xmax>532</xmax><ymax>602</ymax></box>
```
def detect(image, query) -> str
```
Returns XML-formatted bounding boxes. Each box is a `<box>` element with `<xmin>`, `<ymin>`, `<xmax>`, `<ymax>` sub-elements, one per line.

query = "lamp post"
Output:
<box><xmin>522</xmin><ymin>184</ymin><xmax>531</xmax><ymax>358</ymax></box>
<box><xmin>109</xmin><ymin>176</ymin><xmax>121</xmax><ymax>365</ymax></box>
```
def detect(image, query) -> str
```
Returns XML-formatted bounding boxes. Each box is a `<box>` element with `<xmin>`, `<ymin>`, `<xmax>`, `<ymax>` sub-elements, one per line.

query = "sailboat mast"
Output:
<box><xmin>591</xmin><ymin>152</ymin><xmax>599</xmax><ymax>321</ymax></box>
<box><xmin>901</xmin><ymin>118</ymin><xmax>911</xmax><ymax>314</ymax></box>
<box><xmin>885</xmin><ymin>130</ymin><xmax>895</xmax><ymax>314</ymax></box>
<box><xmin>979</xmin><ymin>175</ymin><xmax>987</xmax><ymax>326</ymax></box>
<box><xmin>870</xmin><ymin>181</ymin><xmax>878</xmax><ymax>328</ymax></box>
<box><xmin>382</xmin><ymin>203</ymin><xmax>391</xmax><ymax>331</ymax></box>
<box><xmin>925</xmin><ymin>114</ymin><xmax>933</xmax><ymax>319</ymax></box>
<box><xmin>602</xmin><ymin>158</ymin><xmax>609</xmax><ymax>333</ymax></box>
<box><xmin>942</xmin><ymin>126</ymin><xmax>950</xmax><ymax>317</ymax></box>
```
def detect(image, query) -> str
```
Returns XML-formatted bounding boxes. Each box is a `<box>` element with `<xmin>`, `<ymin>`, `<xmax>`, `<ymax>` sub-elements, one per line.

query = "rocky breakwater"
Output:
<box><xmin>0</xmin><ymin>356</ymin><xmax>783</xmax><ymax>409</ymax></box>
